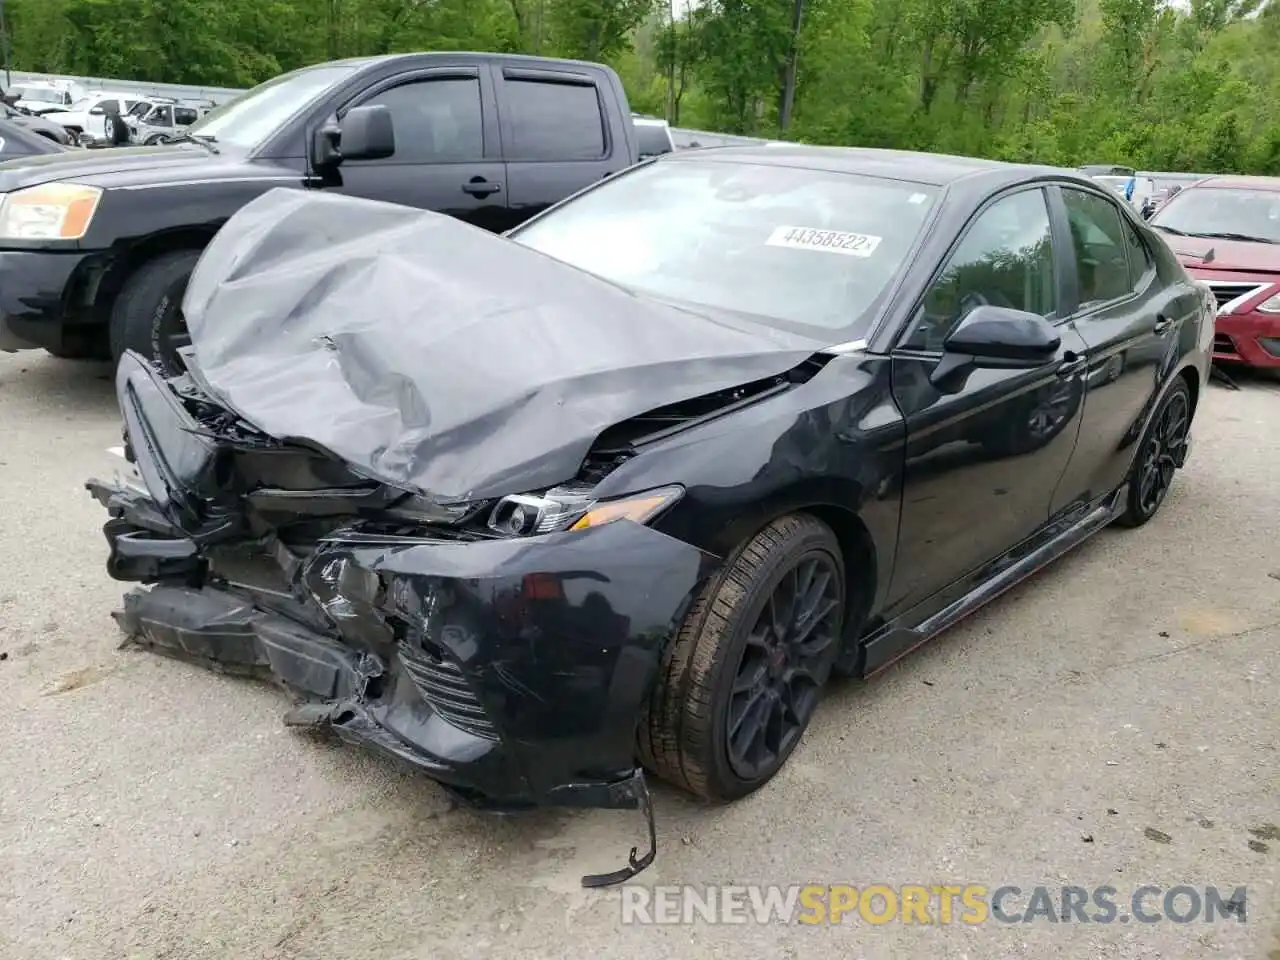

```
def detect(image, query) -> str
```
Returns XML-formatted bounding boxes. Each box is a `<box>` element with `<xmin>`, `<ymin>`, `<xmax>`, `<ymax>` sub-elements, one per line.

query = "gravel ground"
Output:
<box><xmin>0</xmin><ymin>351</ymin><xmax>1276</xmax><ymax>960</ymax></box>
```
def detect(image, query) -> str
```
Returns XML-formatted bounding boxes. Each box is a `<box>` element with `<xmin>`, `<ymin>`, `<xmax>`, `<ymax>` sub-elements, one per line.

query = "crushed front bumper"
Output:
<box><xmin>88</xmin><ymin>466</ymin><xmax>716</xmax><ymax>883</ymax></box>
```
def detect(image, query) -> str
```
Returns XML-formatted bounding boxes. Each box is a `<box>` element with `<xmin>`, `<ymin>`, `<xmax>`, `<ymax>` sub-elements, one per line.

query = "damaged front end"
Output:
<box><xmin>89</xmin><ymin>352</ymin><xmax>718</xmax><ymax>886</ymax></box>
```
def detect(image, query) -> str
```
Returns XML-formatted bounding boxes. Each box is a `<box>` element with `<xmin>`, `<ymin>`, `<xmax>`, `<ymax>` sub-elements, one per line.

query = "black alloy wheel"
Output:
<box><xmin>724</xmin><ymin>553</ymin><xmax>843</xmax><ymax>781</ymax></box>
<box><xmin>1117</xmin><ymin>378</ymin><xmax>1192</xmax><ymax>527</ymax></box>
<box><xmin>1136</xmin><ymin>388</ymin><xmax>1189</xmax><ymax>516</ymax></box>
<box><xmin>637</xmin><ymin>513</ymin><xmax>847</xmax><ymax>802</ymax></box>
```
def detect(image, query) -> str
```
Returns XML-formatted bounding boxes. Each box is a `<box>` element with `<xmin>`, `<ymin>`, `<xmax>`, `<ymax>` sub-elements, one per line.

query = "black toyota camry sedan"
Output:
<box><xmin>88</xmin><ymin>145</ymin><xmax>1212</xmax><ymax>885</ymax></box>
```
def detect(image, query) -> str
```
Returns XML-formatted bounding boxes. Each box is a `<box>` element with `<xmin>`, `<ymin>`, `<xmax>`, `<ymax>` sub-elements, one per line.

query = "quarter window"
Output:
<box><xmin>904</xmin><ymin>189</ymin><xmax>1058</xmax><ymax>352</ymax></box>
<box><xmin>1121</xmin><ymin>217</ymin><xmax>1154</xmax><ymax>290</ymax></box>
<box><xmin>503</xmin><ymin>78</ymin><xmax>605</xmax><ymax>161</ymax></box>
<box><xmin>1062</xmin><ymin>189</ymin><xmax>1133</xmax><ymax>307</ymax></box>
<box><xmin>358</xmin><ymin>77</ymin><xmax>484</xmax><ymax>163</ymax></box>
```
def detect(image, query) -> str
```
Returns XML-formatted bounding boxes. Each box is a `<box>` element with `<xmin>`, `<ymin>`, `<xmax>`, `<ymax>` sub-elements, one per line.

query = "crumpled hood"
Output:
<box><xmin>182</xmin><ymin>188</ymin><xmax>825</xmax><ymax>503</ymax></box>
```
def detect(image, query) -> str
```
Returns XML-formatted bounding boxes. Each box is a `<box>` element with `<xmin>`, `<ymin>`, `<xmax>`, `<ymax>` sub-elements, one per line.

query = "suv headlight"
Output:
<box><xmin>0</xmin><ymin>183</ymin><xmax>103</xmax><ymax>240</ymax></box>
<box><xmin>487</xmin><ymin>484</ymin><xmax>683</xmax><ymax>537</ymax></box>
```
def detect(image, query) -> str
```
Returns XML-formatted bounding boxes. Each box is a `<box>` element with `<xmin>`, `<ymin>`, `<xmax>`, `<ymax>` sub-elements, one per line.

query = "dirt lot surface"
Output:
<box><xmin>0</xmin><ymin>352</ymin><xmax>1276</xmax><ymax>959</ymax></box>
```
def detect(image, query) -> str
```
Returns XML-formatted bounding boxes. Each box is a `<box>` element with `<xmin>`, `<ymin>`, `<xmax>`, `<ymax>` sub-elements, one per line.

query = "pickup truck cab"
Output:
<box><xmin>0</xmin><ymin>52</ymin><xmax>639</xmax><ymax>370</ymax></box>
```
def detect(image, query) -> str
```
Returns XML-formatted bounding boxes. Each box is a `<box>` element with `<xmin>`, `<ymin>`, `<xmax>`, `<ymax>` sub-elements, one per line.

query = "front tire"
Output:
<box><xmin>638</xmin><ymin>514</ymin><xmax>845</xmax><ymax>802</ymax></box>
<box><xmin>108</xmin><ymin>250</ymin><xmax>202</xmax><ymax>375</ymax></box>
<box><xmin>1116</xmin><ymin>377</ymin><xmax>1192</xmax><ymax>528</ymax></box>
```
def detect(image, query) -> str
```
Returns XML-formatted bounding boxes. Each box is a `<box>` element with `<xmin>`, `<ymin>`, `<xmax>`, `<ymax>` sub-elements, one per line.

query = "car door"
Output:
<box><xmin>1046</xmin><ymin>185</ymin><xmax>1184</xmax><ymax>512</ymax></box>
<box><xmin>494</xmin><ymin>64</ymin><xmax>632</xmax><ymax>228</ymax></box>
<box><xmin>86</xmin><ymin>98</ymin><xmax>119</xmax><ymax>137</ymax></box>
<box><xmin>151</xmin><ymin>104</ymin><xmax>174</xmax><ymax>132</ymax></box>
<box><xmin>885</xmin><ymin>186</ymin><xmax>1090</xmax><ymax>616</ymax></box>
<box><xmin>329</xmin><ymin>67</ymin><xmax>509</xmax><ymax>233</ymax></box>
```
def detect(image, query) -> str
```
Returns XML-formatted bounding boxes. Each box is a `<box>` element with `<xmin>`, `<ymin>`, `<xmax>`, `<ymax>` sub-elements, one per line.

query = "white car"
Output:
<box><xmin>42</xmin><ymin>91</ymin><xmax>147</xmax><ymax>144</ymax></box>
<box><xmin>10</xmin><ymin>80</ymin><xmax>85</xmax><ymax>116</ymax></box>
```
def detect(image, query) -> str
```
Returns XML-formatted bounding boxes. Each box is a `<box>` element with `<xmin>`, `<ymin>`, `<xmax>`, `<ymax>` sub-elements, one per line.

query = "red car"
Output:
<box><xmin>1148</xmin><ymin>175</ymin><xmax>1280</xmax><ymax>369</ymax></box>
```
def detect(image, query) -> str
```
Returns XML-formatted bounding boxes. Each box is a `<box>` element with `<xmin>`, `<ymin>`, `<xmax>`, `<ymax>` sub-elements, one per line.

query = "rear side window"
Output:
<box><xmin>1062</xmin><ymin>189</ymin><xmax>1132</xmax><ymax>307</ymax></box>
<box><xmin>174</xmin><ymin>107</ymin><xmax>199</xmax><ymax>126</ymax></box>
<box><xmin>504</xmin><ymin>79</ymin><xmax>604</xmax><ymax>161</ymax></box>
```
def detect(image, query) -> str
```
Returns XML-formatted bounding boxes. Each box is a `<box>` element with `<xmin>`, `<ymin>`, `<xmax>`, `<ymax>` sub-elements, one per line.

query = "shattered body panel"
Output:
<box><xmin>94</xmin><ymin>355</ymin><xmax>718</xmax><ymax>807</ymax></box>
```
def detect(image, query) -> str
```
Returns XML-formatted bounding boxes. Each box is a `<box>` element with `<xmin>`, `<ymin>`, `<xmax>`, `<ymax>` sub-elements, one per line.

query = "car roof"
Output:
<box><xmin>326</xmin><ymin>51</ymin><xmax>615</xmax><ymax>71</ymax></box>
<box><xmin>1190</xmin><ymin>175</ymin><xmax>1280</xmax><ymax>192</ymax></box>
<box><xmin>660</xmin><ymin>144</ymin><xmax>1065</xmax><ymax>188</ymax></box>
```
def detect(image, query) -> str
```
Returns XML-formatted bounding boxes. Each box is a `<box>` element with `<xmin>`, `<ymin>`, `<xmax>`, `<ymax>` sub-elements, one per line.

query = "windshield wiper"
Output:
<box><xmin>165</xmin><ymin>133</ymin><xmax>220</xmax><ymax>155</ymax></box>
<box><xmin>1185</xmin><ymin>231</ymin><xmax>1277</xmax><ymax>244</ymax></box>
<box><xmin>1151</xmin><ymin>224</ymin><xmax>1187</xmax><ymax>236</ymax></box>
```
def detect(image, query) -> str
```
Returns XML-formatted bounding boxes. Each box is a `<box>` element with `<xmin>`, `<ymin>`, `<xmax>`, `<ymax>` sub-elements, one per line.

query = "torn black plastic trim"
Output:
<box><xmin>581</xmin><ymin>352</ymin><xmax>835</xmax><ymax>482</ymax></box>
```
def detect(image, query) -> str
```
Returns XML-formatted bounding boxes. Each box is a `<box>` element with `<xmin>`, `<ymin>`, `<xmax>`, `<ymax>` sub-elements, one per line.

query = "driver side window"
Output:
<box><xmin>903</xmin><ymin>189</ymin><xmax>1058</xmax><ymax>352</ymax></box>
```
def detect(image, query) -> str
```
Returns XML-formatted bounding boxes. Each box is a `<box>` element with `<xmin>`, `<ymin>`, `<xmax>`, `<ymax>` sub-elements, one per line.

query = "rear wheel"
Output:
<box><xmin>1116</xmin><ymin>378</ymin><xmax>1191</xmax><ymax>528</ymax></box>
<box><xmin>108</xmin><ymin>250</ymin><xmax>202</xmax><ymax>375</ymax></box>
<box><xmin>638</xmin><ymin>514</ymin><xmax>845</xmax><ymax>802</ymax></box>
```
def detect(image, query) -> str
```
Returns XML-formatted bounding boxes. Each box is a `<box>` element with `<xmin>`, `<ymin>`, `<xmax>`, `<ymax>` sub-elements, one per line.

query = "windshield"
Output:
<box><xmin>184</xmin><ymin>65</ymin><xmax>357</xmax><ymax>149</ymax></box>
<box><xmin>509</xmin><ymin>159</ymin><xmax>938</xmax><ymax>335</ymax></box>
<box><xmin>15</xmin><ymin>86</ymin><xmax>66</xmax><ymax>105</ymax></box>
<box><xmin>1151</xmin><ymin>185</ymin><xmax>1280</xmax><ymax>243</ymax></box>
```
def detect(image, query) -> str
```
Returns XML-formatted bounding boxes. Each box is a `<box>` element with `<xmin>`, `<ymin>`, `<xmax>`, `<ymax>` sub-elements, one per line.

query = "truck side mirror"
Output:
<box><xmin>338</xmin><ymin>105</ymin><xmax>396</xmax><ymax>162</ymax></box>
<box><xmin>312</xmin><ymin>105</ymin><xmax>396</xmax><ymax>170</ymax></box>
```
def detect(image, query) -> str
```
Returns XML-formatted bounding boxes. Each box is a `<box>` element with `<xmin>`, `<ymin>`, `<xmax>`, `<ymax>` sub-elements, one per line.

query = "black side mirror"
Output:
<box><xmin>931</xmin><ymin>305</ymin><xmax>1061</xmax><ymax>385</ymax></box>
<box><xmin>314</xmin><ymin>104</ymin><xmax>396</xmax><ymax>169</ymax></box>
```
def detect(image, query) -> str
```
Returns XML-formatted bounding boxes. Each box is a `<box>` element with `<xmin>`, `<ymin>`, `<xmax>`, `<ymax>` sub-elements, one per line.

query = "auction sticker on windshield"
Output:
<box><xmin>766</xmin><ymin>226</ymin><xmax>882</xmax><ymax>257</ymax></box>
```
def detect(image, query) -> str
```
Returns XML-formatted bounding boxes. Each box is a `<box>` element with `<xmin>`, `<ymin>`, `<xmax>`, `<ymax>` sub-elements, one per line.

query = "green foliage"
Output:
<box><xmin>3</xmin><ymin>0</ymin><xmax>1279</xmax><ymax>171</ymax></box>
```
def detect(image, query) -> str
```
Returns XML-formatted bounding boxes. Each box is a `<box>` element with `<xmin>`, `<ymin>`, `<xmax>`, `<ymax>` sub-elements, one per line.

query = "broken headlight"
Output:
<box><xmin>487</xmin><ymin>485</ymin><xmax>683</xmax><ymax>537</ymax></box>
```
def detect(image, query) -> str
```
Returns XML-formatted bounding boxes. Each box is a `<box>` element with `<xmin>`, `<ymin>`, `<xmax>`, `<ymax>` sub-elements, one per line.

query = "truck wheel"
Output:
<box><xmin>637</xmin><ymin>514</ymin><xmax>845</xmax><ymax>802</ymax></box>
<box><xmin>109</xmin><ymin>250</ymin><xmax>202</xmax><ymax>375</ymax></box>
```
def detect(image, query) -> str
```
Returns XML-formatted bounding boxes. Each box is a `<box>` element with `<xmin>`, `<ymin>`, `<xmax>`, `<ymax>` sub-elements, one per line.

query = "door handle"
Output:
<box><xmin>461</xmin><ymin>180</ymin><xmax>502</xmax><ymax>197</ymax></box>
<box><xmin>1153</xmin><ymin>314</ymin><xmax>1173</xmax><ymax>334</ymax></box>
<box><xmin>1057</xmin><ymin>351</ymin><xmax>1087</xmax><ymax>378</ymax></box>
